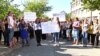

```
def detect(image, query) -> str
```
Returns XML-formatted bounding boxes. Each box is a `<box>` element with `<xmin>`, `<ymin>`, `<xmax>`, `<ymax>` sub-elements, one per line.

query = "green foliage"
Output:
<box><xmin>8</xmin><ymin>5</ymin><xmax>22</xmax><ymax>17</ymax></box>
<box><xmin>24</xmin><ymin>0</ymin><xmax>52</xmax><ymax>17</ymax></box>
<box><xmin>0</xmin><ymin>0</ymin><xmax>21</xmax><ymax>19</ymax></box>
<box><xmin>66</xmin><ymin>13</ymin><xmax>71</xmax><ymax>19</ymax></box>
<box><xmin>82</xmin><ymin>0</ymin><xmax>100</xmax><ymax>11</ymax></box>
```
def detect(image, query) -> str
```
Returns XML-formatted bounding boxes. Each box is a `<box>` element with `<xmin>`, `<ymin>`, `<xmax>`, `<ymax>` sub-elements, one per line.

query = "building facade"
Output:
<box><xmin>71</xmin><ymin>0</ymin><xmax>100</xmax><ymax>19</ymax></box>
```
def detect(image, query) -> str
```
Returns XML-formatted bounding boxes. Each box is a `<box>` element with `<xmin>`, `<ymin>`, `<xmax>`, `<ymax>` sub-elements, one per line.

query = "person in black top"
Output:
<box><xmin>28</xmin><ymin>23</ymin><xmax>34</xmax><ymax>39</ymax></box>
<box><xmin>2</xmin><ymin>18</ymin><xmax>9</xmax><ymax>46</ymax></box>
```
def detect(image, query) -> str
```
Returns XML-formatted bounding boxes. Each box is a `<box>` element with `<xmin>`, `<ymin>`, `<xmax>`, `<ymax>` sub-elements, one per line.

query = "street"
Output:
<box><xmin>6</xmin><ymin>36</ymin><xmax>100</xmax><ymax>56</ymax></box>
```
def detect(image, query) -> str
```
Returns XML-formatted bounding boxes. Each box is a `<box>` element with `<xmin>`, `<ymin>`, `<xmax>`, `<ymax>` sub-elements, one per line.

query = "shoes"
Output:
<box><xmin>94</xmin><ymin>46</ymin><xmax>99</xmax><ymax>48</ymax></box>
<box><xmin>54</xmin><ymin>44</ymin><xmax>57</xmax><ymax>46</ymax></box>
<box><xmin>26</xmin><ymin>44</ymin><xmax>30</xmax><ymax>46</ymax></box>
<box><xmin>83</xmin><ymin>45</ymin><xmax>87</xmax><ymax>47</ymax></box>
<box><xmin>92</xmin><ymin>45</ymin><xmax>95</xmax><ymax>48</ymax></box>
<box><xmin>54</xmin><ymin>43</ymin><xmax>60</xmax><ymax>47</ymax></box>
<box><xmin>37</xmin><ymin>44</ymin><xmax>42</xmax><ymax>46</ymax></box>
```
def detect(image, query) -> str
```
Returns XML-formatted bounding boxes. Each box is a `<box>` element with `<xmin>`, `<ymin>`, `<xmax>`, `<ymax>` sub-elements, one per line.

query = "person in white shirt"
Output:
<box><xmin>52</xmin><ymin>17</ymin><xmax>60</xmax><ymax>46</ymax></box>
<box><xmin>82</xmin><ymin>19</ymin><xmax>89</xmax><ymax>47</ymax></box>
<box><xmin>34</xmin><ymin>18</ymin><xmax>42</xmax><ymax>46</ymax></box>
<box><xmin>7</xmin><ymin>11</ymin><xmax>15</xmax><ymax>48</ymax></box>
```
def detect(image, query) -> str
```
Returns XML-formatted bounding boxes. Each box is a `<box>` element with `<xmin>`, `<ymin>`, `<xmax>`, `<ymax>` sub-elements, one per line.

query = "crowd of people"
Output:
<box><xmin>0</xmin><ymin>11</ymin><xmax>100</xmax><ymax>48</ymax></box>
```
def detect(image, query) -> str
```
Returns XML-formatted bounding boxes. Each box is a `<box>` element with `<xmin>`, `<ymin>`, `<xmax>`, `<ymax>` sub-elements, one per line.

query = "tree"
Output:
<box><xmin>0</xmin><ymin>0</ymin><xmax>21</xmax><ymax>19</ymax></box>
<box><xmin>8</xmin><ymin>5</ymin><xmax>22</xmax><ymax>17</ymax></box>
<box><xmin>82</xmin><ymin>0</ymin><xmax>100</xmax><ymax>19</ymax></box>
<box><xmin>66</xmin><ymin>13</ymin><xmax>71</xmax><ymax>19</ymax></box>
<box><xmin>0</xmin><ymin>0</ymin><xmax>10</xmax><ymax>19</ymax></box>
<box><xmin>24</xmin><ymin>0</ymin><xmax>52</xmax><ymax>17</ymax></box>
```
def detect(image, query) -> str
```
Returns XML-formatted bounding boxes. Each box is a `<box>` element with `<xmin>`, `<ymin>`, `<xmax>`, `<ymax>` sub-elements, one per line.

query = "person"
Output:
<box><xmin>15</xmin><ymin>20</ymin><xmax>20</xmax><ymax>42</ymax></box>
<box><xmin>34</xmin><ymin>18</ymin><xmax>42</xmax><ymax>46</ymax></box>
<box><xmin>92</xmin><ymin>19</ymin><xmax>99</xmax><ymax>47</ymax></box>
<box><xmin>13</xmin><ymin>15</ymin><xmax>19</xmax><ymax>45</ymax></box>
<box><xmin>88</xmin><ymin>21</ymin><xmax>93</xmax><ymax>45</ymax></box>
<box><xmin>0</xmin><ymin>20</ymin><xmax>3</xmax><ymax>45</ymax></box>
<box><xmin>3</xmin><ymin>18</ymin><xmax>9</xmax><ymax>46</ymax></box>
<box><xmin>7</xmin><ymin>11</ymin><xmax>15</xmax><ymax>48</ymax></box>
<box><xmin>98</xmin><ymin>19</ymin><xmax>100</xmax><ymax>44</ymax></box>
<box><xmin>65</xmin><ymin>19</ymin><xmax>72</xmax><ymax>40</ymax></box>
<box><xmin>41</xmin><ymin>19</ymin><xmax>47</xmax><ymax>40</ymax></box>
<box><xmin>78</xmin><ymin>20</ymin><xmax>83</xmax><ymax>44</ymax></box>
<box><xmin>72</xmin><ymin>17</ymin><xmax>80</xmax><ymax>45</ymax></box>
<box><xmin>59</xmin><ymin>22</ymin><xmax>66</xmax><ymax>39</ymax></box>
<box><xmin>19</xmin><ymin>19</ymin><xmax>29</xmax><ymax>47</ymax></box>
<box><xmin>82</xmin><ymin>19</ymin><xmax>89</xmax><ymax>47</ymax></box>
<box><xmin>52</xmin><ymin>17</ymin><xmax>60</xmax><ymax>46</ymax></box>
<box><xmin>28</xmin><ymin>22</ymin><xmax>34</xmax><ymax>39</ymax></box>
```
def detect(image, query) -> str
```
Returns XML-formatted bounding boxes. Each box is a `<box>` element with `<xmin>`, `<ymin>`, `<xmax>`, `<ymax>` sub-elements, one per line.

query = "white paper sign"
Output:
<box><xmin>53</xmin><ymin>13</ymin><xmax>66</xmax><ymax>22</ymax></box>
<box><xmin>24</xmin><ymin>12</ymin><xmax>37</xmax><ymax>22</ymax></box>
<box><xmin>41</xmin><ymin>21</ymin><xmax>60</xmax><ymax>34</ymax></box>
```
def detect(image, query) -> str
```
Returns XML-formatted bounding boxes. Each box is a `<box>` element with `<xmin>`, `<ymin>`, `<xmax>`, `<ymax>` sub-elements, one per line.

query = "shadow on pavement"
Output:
<box><xmin>58</xmin><ymin>39</ymin><xmax>94</xmax><ymax>49</ymax></box>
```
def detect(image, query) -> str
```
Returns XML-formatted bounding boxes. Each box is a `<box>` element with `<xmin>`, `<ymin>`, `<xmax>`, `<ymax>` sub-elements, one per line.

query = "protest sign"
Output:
<box><xmin>53</xmin><ymin>13</ymin><xmax>66</xmax><ymax>22</ymax></box>
<box><xmin>24</xmin><ymin>12</ymin><xmax>37</xmax><ymax>22</ymax></box>
<box><xmin>41</xmin><ymin>21</ymin><xmax>60</xmax><ymax>34</ymax></box>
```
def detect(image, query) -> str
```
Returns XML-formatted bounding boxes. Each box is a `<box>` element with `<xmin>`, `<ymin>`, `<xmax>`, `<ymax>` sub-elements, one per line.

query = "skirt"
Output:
<box><xmin>20</xmin><ymin>29</ymin><xmax>28</xmax><ymax>39</ymax></box>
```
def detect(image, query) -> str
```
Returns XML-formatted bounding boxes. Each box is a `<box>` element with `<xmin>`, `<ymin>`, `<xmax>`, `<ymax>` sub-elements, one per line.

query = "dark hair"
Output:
<box><xmin>7</xmin><ymin>11</ymin><xmax>12</xmax><ymax>16</ymax></box>
<box><xmin>35</xmin><ymin>18</ymin><xmax>41</xmax><ymax>23</ymax></box>
<box><xmin>76</xmin><ymin>17</ymin><xmax>79</xmax><ymax>21</ymax></box>
<box><xmin>90</xmin><ymin>21</ymin><xmax>93</xmax><ymax>25</ymax></box>
<box><xmin>95</xmin><ymin>19</ymin><xmax>98</xmax><ymax>24</ymax></box>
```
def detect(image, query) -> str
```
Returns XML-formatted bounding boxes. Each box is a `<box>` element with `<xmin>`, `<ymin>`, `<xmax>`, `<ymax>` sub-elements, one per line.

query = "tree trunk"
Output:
<box><xmin>91</xmin><ymin>10</ymin><xmax>93</xmax><ymax>21</ymax></box>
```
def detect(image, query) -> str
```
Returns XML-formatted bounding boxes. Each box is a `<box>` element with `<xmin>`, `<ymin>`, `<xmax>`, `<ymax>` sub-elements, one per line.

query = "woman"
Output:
<box><xmin>98</xmin><ymin>19</ymin><xmax>100</xmax><ymax>45</ymax></box>
<box><xmin>3</xmin><ymin>18</ymin><xmax>9</xmax><ymax>46</ymax></box>
<box><xmin>72</xmin><ymin>17</ymin><xmax>80</xmax><ymax>45</ymax></box>
<box><xmin>41</xmin><ymin>19</ymin><xmax>47</xmax><ymax>40</ymax></box>
<box><xmin>7</xmin><ymin>11</ymin><xmax>15</xmax><ymax>48</ymax></box>
<box><xmin>28</xmin><ymin>23</ymin><xmax>34</xmax><ymax>39</ymax></box>
<box><xmin>65</xmin><ymin>19</ymin><xmax>72</xmax><ymax>40</ymax></box>
<box><xmin>19</xmin><ymin>19</ymin><xmax>29</xmax><ymax>47</ymax></box>
<box><xmin>34</xmin><ymin>18</ymin><xmax>42</xmax><ymax>46</ymax></box>
<box><xmin>82</xmin><ymin>19</ymin><xmax>89</xmax><ymax>47</ymax></box>
<box><xmin>88</xmin><ymin>21</ymin><xmax>93</xmax><ymax>45</ymax></box>
<box><xmin>52</xmin><ymin>17</ymin><xmax>60</xmax><ymax>46</ymax></box>
<box><xmin>13</xmin><ymin>15</ymin><xmax>19</xmax><ymax>45</ymax></box>
<box><xmin>92</xmin><ymin>19</ymin><xmax>99</xmax><ymax>47</ymax></box>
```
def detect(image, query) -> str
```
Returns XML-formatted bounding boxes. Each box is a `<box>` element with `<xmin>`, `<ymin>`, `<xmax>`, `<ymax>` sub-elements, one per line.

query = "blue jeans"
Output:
<box><xmin>52</xmin><ymin>32</ymin><xmax>59</xmax><ymax>43</ymax></box>
<box><xmin>72</xmin><ymin>29</ymin><xmax>79</xmax><ymax>40</ymax></box>
<box><xmin>8</xmin><ymin>28</ymin><xmax>14</xmax><ymax>42</ymax></box>
<box><xmin>82</xmin><ymin>32</ymin><xmax>88</xmax><ymax>46</ymax></box>
<box><xmin>22</xmin><ymin>38</ymin><xmax>30</xmax><ymax>46</ymax></box>
<box><xmin>66</xmin><ymin>29</ymin><xmax>71</xmax><ymax>37</ymax></box>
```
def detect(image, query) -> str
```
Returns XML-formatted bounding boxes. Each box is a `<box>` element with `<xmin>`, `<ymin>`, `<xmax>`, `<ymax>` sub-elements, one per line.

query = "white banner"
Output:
<box><xmin>53</xmin><ymin>13</ymin><xmax>66</xmax><ymax>22</ymax></box>
<box><xmin>24</xmin><ymin>12</ymin><xmax>37</xmax><ymax>22</ymax></box>
<box><xmin>41</xmin><ymin>21</ymin><xmax>60</xmax><ymax>34</ymax></box>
